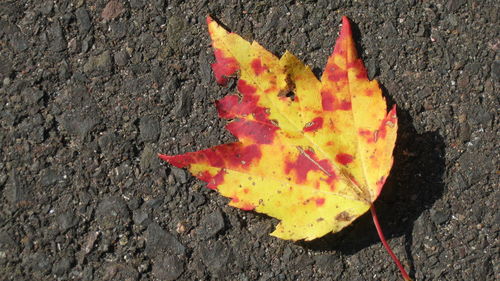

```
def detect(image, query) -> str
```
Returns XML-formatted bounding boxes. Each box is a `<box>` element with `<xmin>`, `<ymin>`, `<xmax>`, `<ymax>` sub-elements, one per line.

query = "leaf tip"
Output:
<box><xmin>340</xmin><ymin>16</ymin><xmax>352</xmax><ymax>37</ymax></box>
<box><xmin>158</xmin><ymin>153</ymin><xmax>169</xmax><ymax>161</ymax></box>
<box><xmin>158</xmin><ymin>153</ymin><xmax>191</xmax><ymax>169</ymax></box>
<box><xmin>206</xmin><ymin>15</ymin><xmax>213</xmax><ymax>25</ymax></box>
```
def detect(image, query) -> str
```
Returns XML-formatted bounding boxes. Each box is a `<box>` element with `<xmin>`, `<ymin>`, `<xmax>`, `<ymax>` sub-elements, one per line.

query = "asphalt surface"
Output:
<box><xmin>0</xmin><ymin>0</ymin><xmax>498</xmax><ymax>280</ymax></box>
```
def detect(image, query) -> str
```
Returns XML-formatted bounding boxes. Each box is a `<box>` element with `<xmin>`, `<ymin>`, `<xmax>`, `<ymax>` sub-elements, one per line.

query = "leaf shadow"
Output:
<box><xmin>298</xmin><ymin>106</ymin><xmax>445</xmax><ymax>269</ymax></box>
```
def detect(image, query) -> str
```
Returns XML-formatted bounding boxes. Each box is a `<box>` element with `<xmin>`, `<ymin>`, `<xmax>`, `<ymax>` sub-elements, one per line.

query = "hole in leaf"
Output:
<box><xmin>286</xmin><ymin>91</ymin><xmax>296</xmax><ymax>101</ymax></box>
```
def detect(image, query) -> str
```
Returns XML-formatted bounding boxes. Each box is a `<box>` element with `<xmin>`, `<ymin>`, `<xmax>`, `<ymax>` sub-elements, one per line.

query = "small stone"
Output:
<box><xmin>52</xmin><ymin>255</ymin><xmax>75</xmax><ymax>276</ymax></box>
<box><xmin>172</xmin><ymin>92</ymin><xmax>192</xmax><ymax>117</ymax></box>
<box><xmin>82</xmin><ymin>231</ymin><xmax>99</xmax><ymax>254</ymax></box>
<box><xmin>176</xmin><ymin>222</ymin><xmax>187</xmax><ymax>233</ymax></box>
<box><xmin>4</xmin><ymin>170</ymin><xmax>29</xmax><ymax>204</ymax></box>
<box><xmin>464</xmin><ymin>62</ymin><xmax>481</xmax><ymax>75</ymax></box>
<box><xmin>48</xmin><ymin>22</ymin><xmax>66</xmax><ymax>52</ymax></box>
<box><xmin>56</xmin><ymin>211</ymin><xmax>79</xmax><ymax>232</ymax></box>
<box><xmin>95</xmin><ymin>196</ymin><xmax>130</xmax><ymax>230</ymax></box>
<box><xmin>81</xmin><ymin>35</ymin><xmax>93</xmax><ymax>53</ymax></box>
<box><xmin>59</xmin><ymin>61</ymin><xmax>71</xmax><ymax>80</ymax></box>
<box><xmin>0</xmin><ymin>231</ymin><xmax>19</xmax><ymax>259</ymax></box>
<box><xmin>109</xmin><ymin>21</ymin><xmax>127</xmax><ymax>39</ymax></box>
<box><xmin>24</xmin><ymin>252</ymin><xmax>53</xmax><ymax>276</ymax></box>
<box><xmin>40</xmin><ymin>169</ymin><xmax>60</xmax><ymax>187</ymax></box>
<box><xmin>491</xmin><ymin>60</ymin><xmax>500</xmax><ymax>81</ymax></box>
<box><xmin>101</xmin><ymin>0</ymin><xmax>124</xmax><ymax>20</ymax></box>
<box><xmin>293</xmin><ymin>254</ymin><xmax>314</xmax><ymax>269</ymax></box>
<box><xmin>446</xmin><ymin>0</ymin><xmax>466</xmax><ymax>12</ymax></box>
<box><xmin>83</xmin><ymin>50</ymin><xmax>113</xmax><ymax>76</ymax></box>
<box><xmin>60</xmin><ymin>110</ymin><xmax>101</xmax><ymax>138</ymax></box>
<box><xmin>459</xmin><ymin>123</ymin><xmax>471</xmax><ymax>143</ymax></box>
<box><xmin>153</xmin><ymin>0</ymin><xmax>165</xmax><ymax>10</ymax></box>
<box><xmin>102</xmin><ymin>263</ymin><xmax>139</xmax><ymax>281</ymax></box>
<box><xmin>114</xmin><ymin>50</ymin><xmax>129</xmax><ymax>66</ymax></box>
<box><xmin>130</xmin><ymin>0</ymin><xmax>145</xmax><ymax>9</ymax></box>
<box><xmin>144</xmin><ymin>198</ymin><xmax>163</xmax><ymax>209</ymax></box>
<box><xmin>118</xmin><ymin>235</ymin><xmax>128</xmax><ymax>246</ymax></box>
<box><xmin>133</xmin><ymin>208</ymin><xmax>150</xmax><ymax>226</ymax></box>
<box><xmin>199</xmin><ymin>52</ymin><xmax>212</xmax><ymax>85</ymax></box>
<box><xmin>67</xmin><ymin>38</ymin><xmax>80</xmax><ymax>53</ymax></box>
<box><xmin>139</xmin><ymin>115</ymin><xmax>160</xmax><ymax>142</ymax></box>
<box><xmin>170</xmin><ymin>167</ymin><xmax>187</xmax><ymax>184</ymax></box>
<box><xmin>75</xmin><ymin>7</ymin><xmax>91</xmax><ymax>34</ymax></box>
<box><xmin>430</xmin><ymin>209</ymin><xmax>450</xmax><ymax>225</ymax></box>
<box><xmin>313</xmin><ymin>254</ymin><xmax>344</xmax><ymax>278</ymax></box>
<box><xmin>196</xmin><ymin>209</ymin><xmax>225</xmax><ymax>240</ymax></box>
<box><xmin>140</xmin><ymin>144</ymin><xmax>159</xmax><ymax>171</ymax></box>
<box><xmin>366</xmin><ymin>59</ymin><xmax>379</xmax><ymax>80</ymax></box>
<box><xmin>145</xmin><ymin>223</ymin><xmax>185</xmax><ymax>257</ymax></box>
<box><xmin>152</xmin><ymin>255</ymin><xmax>185</xmax><ymax>281</ymax></box>
<box><xmin>166</xmin><ymin>16</ymin><xmax>187</xmax><ymax>52</ymax></box>
<box><xmin>127</xmin><ymin>197</ymin><xmax>142</xmax><ymax>210</ymax></box>
<box><xmin>39</xmin><ymin>2</ymin><xmax>53</xmax><ymax>15</ymax></box>
<box><xmin>200</xmin><ymin>240</ymin><xmax>232</xmax><ymax>277</ymax></box>
<box><xmin>473</xmin><ymin>107</ymin><xmax>492</xmax><ymax>127</ymax></box>
<box><xmin>137</xmin><ymin>263</ymin><xmax>149</xmax><ymax>273</ymax></box>
<box><xmin>0</xmin><ymin>56</ymin><xmax>12</xmax><ymax>78</ymax></box>
<box><xmin>10</xmin><ymin>33</ymin><xmax>29</xmax><ymax>52</ymax></box>
<box><xmin>282</xmin><ymin>246</ymin><xmax>293</xmax><ymax>263</ymax></box>
<box><xmin>161</xmin><ymin>78</ymin><xmax>178</xmax><ymax>104</ymax></box>
<box><xmin>98</xmin><ymin>132</ymin><xmax>116</xmax><ymax>153</ymax></box>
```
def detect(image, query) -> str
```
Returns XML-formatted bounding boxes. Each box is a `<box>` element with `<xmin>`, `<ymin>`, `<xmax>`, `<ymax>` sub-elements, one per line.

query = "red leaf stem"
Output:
<box><xmin>370</xmin><ymin>204</ymin><xmax>413</xmax><ymax>281</ymax></box>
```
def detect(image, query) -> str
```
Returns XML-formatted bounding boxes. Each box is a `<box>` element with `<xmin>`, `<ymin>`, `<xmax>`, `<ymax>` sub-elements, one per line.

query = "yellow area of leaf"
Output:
<box><xmin>160</xmin><ymin>16</ymin><xmax>397</xmax><ymax>241</ymax></box>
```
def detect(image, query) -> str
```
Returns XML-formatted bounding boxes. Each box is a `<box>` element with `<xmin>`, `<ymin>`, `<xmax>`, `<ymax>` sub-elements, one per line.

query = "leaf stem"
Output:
<box><xmin>370</xmin><ymin>204</ymin><xmax>413</xmax><ymax>281</ymax></box>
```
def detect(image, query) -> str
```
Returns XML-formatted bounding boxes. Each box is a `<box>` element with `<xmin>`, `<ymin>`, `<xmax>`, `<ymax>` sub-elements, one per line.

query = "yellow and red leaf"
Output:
<box><xmin>160</xmin><ymin>16</ymin><xmax>397</xmax><ymax>241</ymax></box>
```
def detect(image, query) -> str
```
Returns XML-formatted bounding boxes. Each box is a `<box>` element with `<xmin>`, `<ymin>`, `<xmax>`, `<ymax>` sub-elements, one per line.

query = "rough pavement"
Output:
<box><xmin>0</xmin><ymin>0</ymin><xmax>497</xmax><ymax>280</ymax></box>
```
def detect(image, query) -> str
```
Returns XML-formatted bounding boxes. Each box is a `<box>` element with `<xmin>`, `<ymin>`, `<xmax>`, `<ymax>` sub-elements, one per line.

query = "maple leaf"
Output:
<box><xmin>160</xmin><ymin>16</ymin><xmax>411</xmax><ymax>280</ymax></box>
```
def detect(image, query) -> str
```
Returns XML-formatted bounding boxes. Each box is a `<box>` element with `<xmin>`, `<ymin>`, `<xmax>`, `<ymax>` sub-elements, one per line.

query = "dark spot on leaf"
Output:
<box><xmin>335</xmin><ymin>211</ymin><xmax>353</xmax><ymax>222</ymax></box>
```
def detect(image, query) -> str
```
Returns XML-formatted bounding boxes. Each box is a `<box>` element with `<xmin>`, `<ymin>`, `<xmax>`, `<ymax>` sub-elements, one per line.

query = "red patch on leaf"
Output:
<box><xmin>285</xmin><ymin>149</ymin><xmax>337</xmax><ymax>185</ymax></box>
<box><xmin>226</xmin><ymin>119</ymin><xmax>278</xmax><ymax>144</ymax></box>
<box><xmin>211</xmin><ymin>49</ymin><xmax>239</xmax><ymax>85</ymax></box>
<box><xmin>378</xmin><ymin>105</ymin><xmax>398</xmax><ymax>140</ymax></box>
<box><xmin>251</xmin><ymin>58</ymin><xmax>267</xmax><ymax>75</ymax></box>
<box><xmin>321</xmin><ymin>90</ymin><xmax>335</xmax><ymax>111</ymax></box>
<box><xmin>336</xmin><ymin>153</ymin><xmax>354</xmax><ymax>165</ymax></box>
<box><xmin>241</xmin><ymin>203</ymin><xmax>255</xmax><ymax>211</ymax></box>
<box><xmin>358</xmin><ymin>129</ymin><xmax>375</xmax><ymax>143</ymax></box>
<box><xmin>237</xmin><ymin>79</ymin><xmax>257</xmax><ymax>95</ymax></box>
<box><xmin>347</xmin><ymin>60</ymin><xmax>367</xmax><ymax>79</ymax></box>
<box><xmin>216</xmin><ymin>81</ymin><xmax>268</xmax><ymax>122</ymax></box>
<box><xmin>365</xmin><ymin>89</ymin><xmax>374</xmax><ymax>96</ymax></box>
<box><xmin>216</xmin><ymin>95</ymin><xmax>240</xmax><ymax>118</ymax></box>
<box><xmin>215</xmin><ymin>143</ymin><xmax>262</xmax><ymax>168</ymax></box>
<box><xmin>321</xmin><ymin>90</ymin><xmax>351</xmax><ymax>111</ymax></box>
<box><xmin>376</xmin><ymin>176</ymin><xmax>386</xmax><ymax>195</ymax></box>
<box><xmin>315</xmin><ymin>197</ymin><xmax>325</xmax><ymax>206</ymax></box>
<box><xmin>303</xmin><ymin>117</ymin><xmax>324</xmax><ymax>132</ymax></box>
<box><xmin>217</xmin><ymin>79</ymin><xmax>278</xmax><ymax>144</ymax></box>
<box><xmin>325</xmin><ymin>64</ymin><xmax>348</xmax><ymax>82</ymax></box>
<box><xmin>359</xmin><ymin>107</ymin><xmax>397</xmax><ymax>143</ymax></box>
<box><xmin>338</xmin><ymin>100</ymin><xmax>352</xmax><ymax>110</ymax></box>
<box><xmin>167</xmin><ymin>143</ymin><xmax>262</xmax><ymax>170</ymax></box>
<box><xmin>198</xmin><ymin>170</ymin><xmax>225</xmax><ymax>190</ymax></box>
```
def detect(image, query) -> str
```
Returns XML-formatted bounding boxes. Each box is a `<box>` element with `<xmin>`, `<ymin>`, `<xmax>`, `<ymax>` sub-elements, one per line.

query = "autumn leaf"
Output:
<box><xmin>160</xmin><ymin>16</ymin><xmax>411</xmax><ymax>280</ymax></box>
